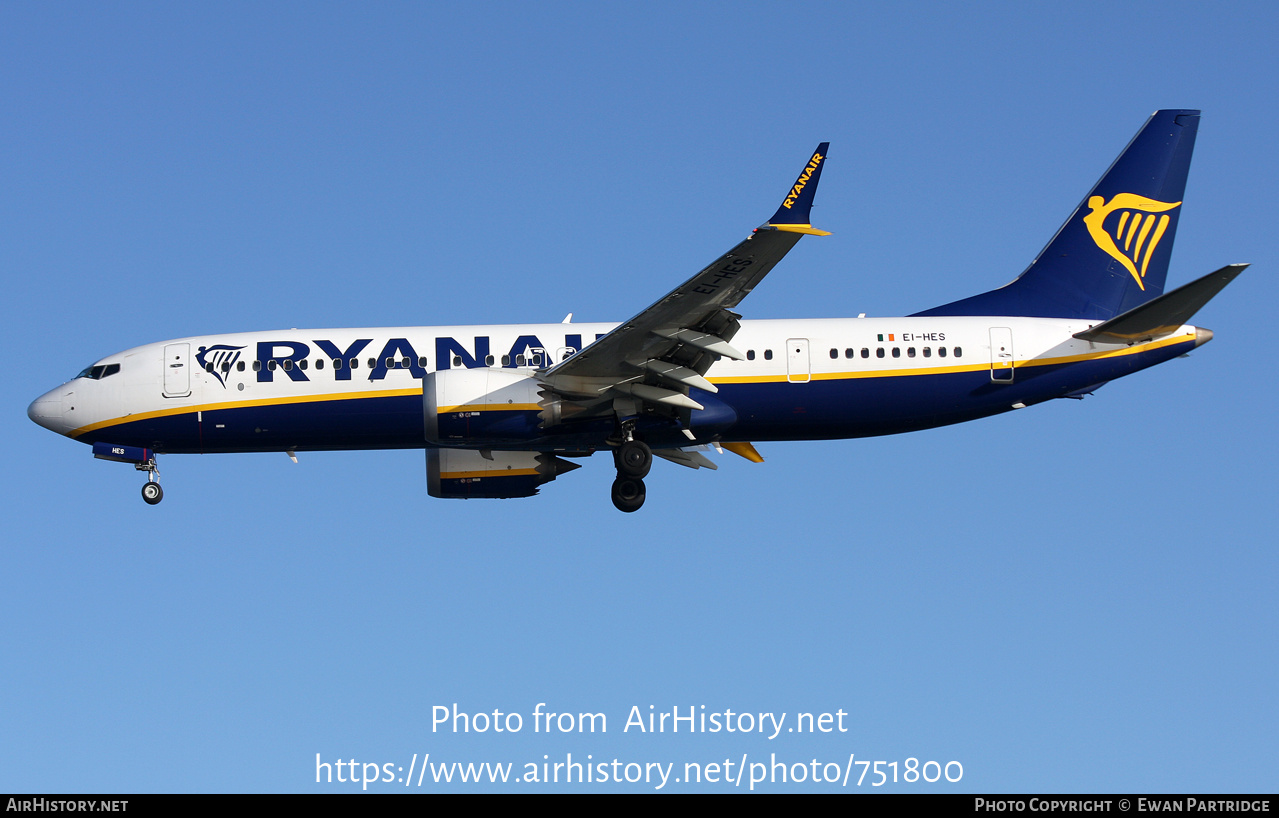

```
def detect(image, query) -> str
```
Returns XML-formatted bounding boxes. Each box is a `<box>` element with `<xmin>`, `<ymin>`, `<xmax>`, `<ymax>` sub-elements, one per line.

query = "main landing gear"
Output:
<box><xmin>610</xmin><ymin>434</ymin><xmax>652</xmax><ymax>513</ymax></box>
<box><xmin>137</xmin><ymin>457</ymin><xmax>163</xmax><ymax>505</ymax></box>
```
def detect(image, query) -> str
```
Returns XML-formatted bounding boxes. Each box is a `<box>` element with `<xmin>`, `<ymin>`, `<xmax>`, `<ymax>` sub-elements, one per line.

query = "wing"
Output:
<box><xmin>539</xmin><ymin>143</ymin><xmax>830</xmax><ymax>418</ymax></box>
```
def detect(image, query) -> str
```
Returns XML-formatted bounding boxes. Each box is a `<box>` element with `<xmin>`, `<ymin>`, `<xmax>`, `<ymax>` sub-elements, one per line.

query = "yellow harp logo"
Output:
<box><xmin>1083</xmin><ymin>194</ymin><xmax>1181</xmax><ymax>290</ymax></box>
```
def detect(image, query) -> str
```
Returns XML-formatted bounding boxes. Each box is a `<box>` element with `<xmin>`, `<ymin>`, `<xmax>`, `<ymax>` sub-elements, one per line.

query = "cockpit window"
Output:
<box><xmin>75</xmin><ymin>363</ymin><xmax>121</xmax><ymax>380</ymax></box>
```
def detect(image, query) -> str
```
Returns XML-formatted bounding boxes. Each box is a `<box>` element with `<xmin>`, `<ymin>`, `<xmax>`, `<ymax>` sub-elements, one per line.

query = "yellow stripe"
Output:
<box><xmin>440</xmin><ymin>468</ymin><xmax>540</xmax><ymax>480</ymax></box>
<box><xmin>72</xmin><ymin>333</ymin><xmax>1194</xmax><ymax>436</ymax></box>
<box><xmin>709</xmin><ymin>332</ymin><xmax>1194</xmax><ymax>385</ymax></box>
<box><xmin>767</xmin><ymin>223</ymin><xmax>832</xmax><ymax>236</ymax></box>
<box><xmin>437</xmin><ymin>403</ymin><xmax>542</xmax><ymax>414</ymax></box>
<box><xmin>70</xmin><ymin>387</ymin><xmax>422</xmax><ymax>438</ymax></box>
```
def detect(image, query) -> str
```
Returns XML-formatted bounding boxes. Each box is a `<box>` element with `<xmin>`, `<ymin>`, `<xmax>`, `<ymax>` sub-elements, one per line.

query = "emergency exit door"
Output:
<box><xmin>787</xmin><ymin>338</ymin><xmax>810</xmax><ymax>383</ymax></box>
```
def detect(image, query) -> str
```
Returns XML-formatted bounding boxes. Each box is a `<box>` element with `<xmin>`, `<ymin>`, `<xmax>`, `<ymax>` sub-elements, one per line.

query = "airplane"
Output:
<box><xmin>28</xmin><ymin>109</ymin><xmax>1247</xmax><ymax>513</ymax></box>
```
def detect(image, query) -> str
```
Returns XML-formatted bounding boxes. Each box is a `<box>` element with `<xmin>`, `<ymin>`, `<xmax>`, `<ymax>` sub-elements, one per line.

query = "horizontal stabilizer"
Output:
<box><xmin>1073</xmin><ymin>263</ymin><xmax>1248</xmax><ymax>344</ymax></box>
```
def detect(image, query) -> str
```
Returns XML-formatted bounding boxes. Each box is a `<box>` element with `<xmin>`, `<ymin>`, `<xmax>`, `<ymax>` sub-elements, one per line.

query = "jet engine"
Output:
<box><xmin>426</xmin><ymin>448</ymin><xmax>580</xmax><ymax>499</ymax></box>
<box><xmin>423</xmin><ymin>368</ymin><xmax>545</xmax><ymax>445</ymax></box>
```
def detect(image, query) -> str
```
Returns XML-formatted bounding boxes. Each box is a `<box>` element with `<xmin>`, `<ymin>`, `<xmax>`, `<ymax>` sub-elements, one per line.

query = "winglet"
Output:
<box><xmin>767</xmin><ymin>142</ymin><xmax>831</xmax><ymax>235</ymax></box>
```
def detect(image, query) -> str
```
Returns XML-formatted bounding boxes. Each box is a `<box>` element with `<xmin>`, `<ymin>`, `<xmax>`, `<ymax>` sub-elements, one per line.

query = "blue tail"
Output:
<box><xmin>914</xmin><ymin>110</ymin><xmax>1200</xmax><ymax>320</ymax></box>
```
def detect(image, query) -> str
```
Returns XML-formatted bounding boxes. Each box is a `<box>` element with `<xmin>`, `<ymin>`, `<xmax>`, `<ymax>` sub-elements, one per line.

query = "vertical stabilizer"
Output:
<box><xmin>915</xmin><ymin>110</ymin><xmax>1200</xmax><ymax>320</ymax></box>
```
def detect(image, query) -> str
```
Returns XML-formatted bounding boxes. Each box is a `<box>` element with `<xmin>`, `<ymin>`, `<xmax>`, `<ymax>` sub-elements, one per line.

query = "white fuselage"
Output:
<box><xmin>30</xmin><ymin>316</ymin><xmax>1200</xmax><ymax>453</ymax></box>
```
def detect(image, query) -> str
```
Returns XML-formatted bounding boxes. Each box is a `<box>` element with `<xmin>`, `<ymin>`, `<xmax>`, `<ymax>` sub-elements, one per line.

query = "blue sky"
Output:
<box><xmin>3</xmin><ymin>2</ymin><xmax>1276</xmax><ymax>793</ymax></box>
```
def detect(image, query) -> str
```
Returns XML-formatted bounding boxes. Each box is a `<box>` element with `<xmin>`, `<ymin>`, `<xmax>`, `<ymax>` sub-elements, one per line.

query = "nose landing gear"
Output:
<box><xmin>137</xmin><ymin>457</ymin><xmax>163</xmax><ymax>505</ymax></box>
<box><xmin>141</xmin><ymin>480</ymin><xmax>164</xmax><ymax>505</ymax></box>
<box><xmin>89</xmin><ymin>443</ymin><xmax>165</xmax><ymax>505</ymax></box>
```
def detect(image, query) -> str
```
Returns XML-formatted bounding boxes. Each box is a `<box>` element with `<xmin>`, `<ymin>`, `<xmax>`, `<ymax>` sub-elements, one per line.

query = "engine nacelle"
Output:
<box><xmin>426</xmin><ymin>448</ymin><xmax>580</xmax><ymax>499</ymax></box>
<box><xmin>424</xmin><ymin>368</ymin><xmax>545</xmax><ymax>445</ymax></box>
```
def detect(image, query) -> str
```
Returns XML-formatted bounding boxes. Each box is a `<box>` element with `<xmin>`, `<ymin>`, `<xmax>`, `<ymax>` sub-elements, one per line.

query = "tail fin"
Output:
<box><xmin>914</xmin><ymin>110</ymin><xmax>1200</xmax><ymax>320</ymax></box>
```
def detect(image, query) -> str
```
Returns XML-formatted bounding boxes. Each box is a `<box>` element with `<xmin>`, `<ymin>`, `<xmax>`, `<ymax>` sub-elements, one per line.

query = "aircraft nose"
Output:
<box><xmin>28</xmin><ymin>389</ymin><xmax>69</xmax><ymax>435</ymax></box>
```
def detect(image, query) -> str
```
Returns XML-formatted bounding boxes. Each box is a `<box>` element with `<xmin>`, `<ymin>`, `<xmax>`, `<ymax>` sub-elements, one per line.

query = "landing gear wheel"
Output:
<box><xmin>615</xmin><ymin>440</ymin><xmax>652</xmax><ymax>478</ymax></box>
<box><xmin>141</xmin><ymin>482</ymin><xmax>164</xmax><ymax>505</ymax></box>
<box><xmin>611</xmin><ymin>477</ymin><xmax>646</xmax><ymax>513</ymax></box>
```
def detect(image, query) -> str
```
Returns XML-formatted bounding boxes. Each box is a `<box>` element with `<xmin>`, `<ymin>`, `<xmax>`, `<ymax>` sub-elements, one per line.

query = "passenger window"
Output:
<box><xmin>923</xmin><ymin>347</ymin><xmax>931</xmax><ymax>358</ymax></box>
<box><xmin>485</xmin><ymin>355</ymin><xmax>495</xmax><ymax>366</ymax></box>
<box><xmin>830</xmin><ymin>348</ymin><xmax>838</xmax><ymax>359</ymax></box>
<box><xmin>419</xmin><ymin>356</ymin><xmax>429</xmax><ymax>368</ymax></box>
<box><xmin>333</xmin><ymin>358</ymin><xmax>343</xmax><ymax>369</ymax></box>
<box><xmin>502</xmin><ymin>355</ymin><xmax>511</xmax><ymax>366</ymax></box>
<box><xmin>267</xmin><ymin>360</ymin><xmax>277</xmax><ymax>371</ymax></box>
<box><xmin>453</xmin><ymin>356</ymin><xmax>462</xmax><ymax>367</ymax></box>
<box><xmin>385</xmin><ymin>357</ymin><xmax>394</xmax><ymax>368</ymax></box>
<box><xmin>221</xmin><ymin>362</ymin><xmax>231</xmax><ymax>372</ymax></box>
<box><xmin>747</xmin><ymin>350</ymin><xmax>755</xmax><ymax>361</ymax></box>
<box><xmin>938</xmin><ymin>347</ymin><xmax>947</xmax><ymax>358</ymax></box>
<box><xmin>315</xmin><ymin>359</ymin><xmax>324</xmax><ymax>370</ymax></box>
<box><xmin>861</xmin><ymin>348</ymin><xmax>870</xmax><ymax>358</ymax></box>
<box><xmin>516</xmin><ymin>355</ymin><xmax>526</xmax><ymax>366</ymax></box>
<box><xmin>204</xmin><ymin>362</ymin><xmax>214</xmax><ymax>372</ymax></box>
<box><xmin>299</xmin><ymin>359</ymin><xmax>308</xmax><ymax>370</ymax></box>
<box><xmin>845</xmin><ymin>348</ymin><xmax>854</xmax><ymax>358</ymax></box>
<box><xmin>764</xmin><ymin>349</ymin><xmax>773</xmax><ymax>360</ymax></box>
<box><xmin>368</xmin><ymin>358</ymin><xmax>376</xmax><ymax>369</ymax></box>
<box><xmin>876</xmin><ymin>348</ymin><xmax>885</xmax><ymax>358</ymax></box>
<box><xmin>907</xmin><ymin>347</ymin><xmax>916</xmax><ymax>358</ymax></box>
<box><xmin>253</xmin><ymin>361</ymin><xmax>262</xmax><ymax>372</ymax></box>
<box><xmin>892</xmin><ymin>348</ymin><xmax>901</xmax><ymax>358</ymax></box>
<box><xmin>237</xmin><ymin>361</ymin><xmax>246</xmax><ymax>372</ymax></box>
<box><xmin>283</xmin><ymin>359</ymin><xmax>293</xmax><ymax>371</ymax></box>
<box><xmin>349</xmin><ymin>359</ymin><xmax>359</xmax><ymax>369</ymax></box>
<box><xmin>954</xmin><ymin>347</ymin><xmax>963</xmax><ymax>357</ymax></box>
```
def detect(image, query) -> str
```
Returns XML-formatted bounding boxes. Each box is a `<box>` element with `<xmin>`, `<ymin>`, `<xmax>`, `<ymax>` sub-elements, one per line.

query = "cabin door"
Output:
<box><xmin>989</xmin><ymin>328</ymin><xmax>1014</xmax><ymax>382</ymax></box>
<box><xmin>163</xmin><ymin>343</ymin><xmax>191</xmax><ymax>397</ymax></box>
